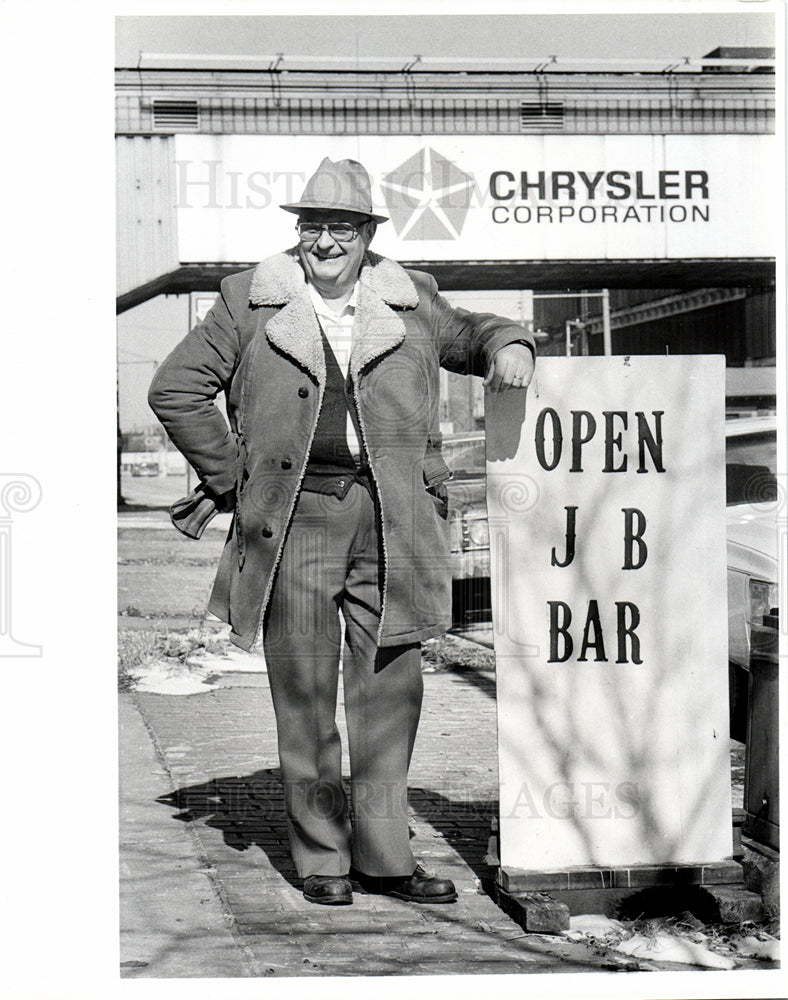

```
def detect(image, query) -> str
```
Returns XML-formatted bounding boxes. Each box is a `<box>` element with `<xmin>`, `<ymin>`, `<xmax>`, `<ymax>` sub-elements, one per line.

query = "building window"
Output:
<box><xmin>152</xmin><ymin>100</ymin><xmax>199</xmax><ymax>130</ymax></box>
<box><xmin>520</xmin><ymin>102</ymin><xmax>564</xmax><ymax>131</ymax></box>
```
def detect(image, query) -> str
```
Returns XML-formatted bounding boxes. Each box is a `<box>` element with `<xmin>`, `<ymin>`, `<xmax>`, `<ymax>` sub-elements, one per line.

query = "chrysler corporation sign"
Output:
<box><xmin>173</xmin><ymin>134</ymin><xmax>775</xmax><ymax>262</ymax></box>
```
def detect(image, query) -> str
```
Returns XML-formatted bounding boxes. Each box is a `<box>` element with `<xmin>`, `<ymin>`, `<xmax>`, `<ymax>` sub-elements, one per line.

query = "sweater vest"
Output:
<box><xmin>305</xmin><ymin>327</ymin><xmax>363</xmax><ymax>476</ymax></box>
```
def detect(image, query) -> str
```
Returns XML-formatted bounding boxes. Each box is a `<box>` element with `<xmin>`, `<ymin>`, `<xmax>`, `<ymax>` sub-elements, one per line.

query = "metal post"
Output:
<box><xmin>565</xmin><ymin>320</ymin><xmax>572</xmax><ymax>357</ymax></box>
<box><xmin>602</xmin><ymin>288</ymin><xmax>612</xmax><ymax>356</ymax></box>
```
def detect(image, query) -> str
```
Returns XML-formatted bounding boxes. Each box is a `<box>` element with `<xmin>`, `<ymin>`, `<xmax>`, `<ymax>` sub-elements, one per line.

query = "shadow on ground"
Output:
<box><xmin>156</xmin><ymin>769</ymin><xmax>300</xmax><ymax>888</ymax></box>
<box><xmin>410</xmin><ymin>788</ymin><xmax>497</xmax><ymax>878</ymax></box>
<box><xmin>439</xmin><ymin>661</ymin><xmax>496</xmax><ymax>699</ymax></box>
<box><xmin>157</xmin><ymin>772</ymin><xmax>498</xmax><ymax>887</ymax></box>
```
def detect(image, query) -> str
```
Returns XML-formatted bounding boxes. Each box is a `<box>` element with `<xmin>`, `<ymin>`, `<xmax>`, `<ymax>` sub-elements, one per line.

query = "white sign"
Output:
<box><xmin>486</xmin><ymin>356</ymin><xmax>732</xmax><ymax>870</ymax></box>
<box><xmin>174</xmin><ymin>134</ymin><xmax>775</xmax><ymax>263</ymax></box>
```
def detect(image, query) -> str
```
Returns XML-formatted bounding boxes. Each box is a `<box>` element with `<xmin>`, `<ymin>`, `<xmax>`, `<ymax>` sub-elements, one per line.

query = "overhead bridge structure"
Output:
<box><xmin>116</xmin><ymin>50</ymin><xmax>775</xmax><ymax>362</ymax></box>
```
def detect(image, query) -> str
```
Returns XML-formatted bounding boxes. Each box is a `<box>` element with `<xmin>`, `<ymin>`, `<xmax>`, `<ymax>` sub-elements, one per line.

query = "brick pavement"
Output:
<box><xmin>117</xmin><ymin>506</ymin><xmax>772</xmax><ymax>981</ymax></box>
<box><xmin>120</xmin><ymin>664</ymin><xmax>615</xmax><ymax>978</ymax></box>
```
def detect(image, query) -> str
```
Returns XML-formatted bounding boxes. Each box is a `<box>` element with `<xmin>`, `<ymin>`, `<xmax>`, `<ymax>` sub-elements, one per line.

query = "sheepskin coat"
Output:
<box><xmin>149</xmin><ymin>248</ymin><xmax>533</xmax><ymax>652</ymax></box>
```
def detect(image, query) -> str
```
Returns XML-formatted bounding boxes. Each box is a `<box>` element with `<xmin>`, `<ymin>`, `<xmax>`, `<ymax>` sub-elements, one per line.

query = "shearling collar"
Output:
<box><xmin>248</xmin><ymin>249</ymin><xmax>419</xmax><ymax>382</ymax></box>
<box><xmin>249</xmin><ymin>248</ymin><xmax>418</xmax><ymax>309</ymax></box>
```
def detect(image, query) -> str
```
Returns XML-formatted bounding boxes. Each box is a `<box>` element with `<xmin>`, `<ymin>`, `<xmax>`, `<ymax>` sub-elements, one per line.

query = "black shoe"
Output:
<box><xmin>352</xmin><ymin>864</ymin><xmax>457</xmax><ymax>904</ymax></box>
<box><xmin>303</xmin><ymin>874</ymin><xmax>353</xmax><ymax>906</ymax></box>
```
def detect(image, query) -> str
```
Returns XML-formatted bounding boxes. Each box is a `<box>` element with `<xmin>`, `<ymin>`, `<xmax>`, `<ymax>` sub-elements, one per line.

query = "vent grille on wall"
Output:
<box><xmin>520</xmin><ymin>102</ymin><xmax>564</xmax><ymax>131</ymax></box>
<box><xmin>152</xmin><ymin>100</ymin><xmax>199</xmax><ymax>130</ymax></box>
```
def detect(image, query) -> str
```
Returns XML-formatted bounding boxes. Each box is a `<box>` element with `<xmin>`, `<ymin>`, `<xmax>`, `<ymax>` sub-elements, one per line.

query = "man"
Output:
<box><xmin>149</xmin><ymin>158</ymin><xmax>534</xmax><ymax>906</ymax></box>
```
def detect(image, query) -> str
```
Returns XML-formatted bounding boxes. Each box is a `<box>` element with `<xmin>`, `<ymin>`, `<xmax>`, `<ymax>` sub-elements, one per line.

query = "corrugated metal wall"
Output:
<box><xmin>115</xmin><ymin>68</ymin><xmax>775</xmax><ymax>137</ymax></box>
<box><xmin>116</xmin><ymin>135</ymin><xmax>179</xmax><ymax>297</ymax></box>
<box><xmin>588</xmin><ymin>298</ymin><xmax>765</xmax><ymax>362</ymax></box>
<box><xmin>742</xmin><ymin>291</ymin><xmax>777</xmax><ymax>361</ymax></box>
<box><xmin>537</xmin><ymin>290</ymin><xmax>775</xmax><ymax>364</ymax></box>
<box><xmin>117</xmin><ymin>94</ymin><xmax>774</xmax><ymax>136</ymax></box>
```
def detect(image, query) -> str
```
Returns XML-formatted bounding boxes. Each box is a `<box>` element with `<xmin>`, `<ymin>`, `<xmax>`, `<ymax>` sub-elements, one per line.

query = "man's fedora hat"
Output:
<box><xmin>280</xmin><ymin>157</ymin><xmax>389</xmax><ymax>223</ymax></box>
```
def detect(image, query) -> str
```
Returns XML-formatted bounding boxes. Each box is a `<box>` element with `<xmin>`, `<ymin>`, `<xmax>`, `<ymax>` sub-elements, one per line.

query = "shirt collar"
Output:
<box><xmin>308</xmin><ymin>281</ymin><xmax>358</xmax><ymax>319</ymax></box>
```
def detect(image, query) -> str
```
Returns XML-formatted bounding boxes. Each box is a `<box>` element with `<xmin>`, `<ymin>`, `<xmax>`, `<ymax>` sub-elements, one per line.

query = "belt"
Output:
<box><xmin>301</xmin><ymin>465</ymin><xmax>373</xmax><ymax>500</ymax></box>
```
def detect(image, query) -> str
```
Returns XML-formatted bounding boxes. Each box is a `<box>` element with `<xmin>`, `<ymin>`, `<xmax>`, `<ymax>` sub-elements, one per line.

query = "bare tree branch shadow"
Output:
<box><xmin>439</xmin><ymin>662</ymin><xmax>496</xmax><ymax>699</ymax></box>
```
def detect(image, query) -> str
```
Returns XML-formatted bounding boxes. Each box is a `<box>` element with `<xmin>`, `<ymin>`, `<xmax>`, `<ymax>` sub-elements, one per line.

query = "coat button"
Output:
<box><xmin>281</xmin><ymin>458</ymin><xmax>292</xmax><ymax>470</ymax></box>
<box><xmin>298</xmin><ymin>386</ymin><xmax>309</xmax><ymax>398</ymax></box>
<box><xmin>261</xmin><ymin>525</ymin><xmax>273</xmax><ymax>538</ymax></box>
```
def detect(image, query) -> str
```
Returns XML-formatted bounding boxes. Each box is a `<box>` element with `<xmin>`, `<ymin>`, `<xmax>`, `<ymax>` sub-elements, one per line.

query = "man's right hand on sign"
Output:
<box><xmin>483</xmin><ymin>342</ymin><xmax>535</xmax><ymax>393</ymax></box>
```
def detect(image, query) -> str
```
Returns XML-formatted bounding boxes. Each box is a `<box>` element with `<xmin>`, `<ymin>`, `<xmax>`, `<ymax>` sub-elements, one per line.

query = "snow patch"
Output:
<box><xmin>735</xmin><ymin>935</ymin><xmax>780</xmax><ymax>962</ymax></box>
<box><xmin>194</xmin><ymin>649</ymin><xmax>267</xmax><ymax>673</ymax></box>
<box><xmin>614</xmin><ymin>932</ymin><xmax>736</xmax><ymax>970</ymax></box>
<box><xmin>133</xmin><ymin>659</ymin><xmax>220</xmax><ymax>695</ymax></box>
<box><xmin>565</xmin><ymin>914</ymin><xmax>623</xmax><ymax>940</ymax></box>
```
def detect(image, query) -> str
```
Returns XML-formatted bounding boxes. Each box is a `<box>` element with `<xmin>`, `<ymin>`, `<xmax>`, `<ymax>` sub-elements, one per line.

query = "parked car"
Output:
<box><xmin>443</xmin><ymin>418</ymin><xmax>779</xmax><ymax>737</ymax></box>
<box><xmin>130</xmin><ymin>460</ymin><xmax>160</xmax><ymax>477</ymax></box>
<box><xmin>725</xmin><ymin>415</ymin><xmax>779</xmax><ymax>739</ymax></box>
<box><xmin>443</xmin><ymin>432</ymin><xmax>491</xmax><ymax>628</ymax></box>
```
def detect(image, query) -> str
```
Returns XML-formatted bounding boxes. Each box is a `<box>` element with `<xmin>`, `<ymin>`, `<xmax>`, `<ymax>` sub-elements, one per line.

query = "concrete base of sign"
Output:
<box><xmin>703</xmin><ymin>885</ymin><xmax>765</xmax><ymax>924</ymax></box>
<box><xmin>487</xmin><ymin>885</ymin><xmax>571</xmax><ymax>934</ymax></box>
<box><xmin>491</xmin><ymin>861</ymin><xmax>760</xmax><ymax>928</ymax></box>
<box><xmin>497</xmin><ymin>860</ymin><xmax>744</xmax><ymax>893</ymax></box>
<box><xmin>491</xmin><ymin>882</ymin><xmax>764</xmax><ymax>927</ymax></box>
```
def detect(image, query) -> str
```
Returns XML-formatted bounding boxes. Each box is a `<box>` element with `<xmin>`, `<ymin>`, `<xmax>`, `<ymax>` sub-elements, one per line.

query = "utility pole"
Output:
<box><xmin>602</xmin><ymin>288</ymin><xmax>612</xmax><ymax>356</ymax></box>
<box><xmin>535</xmin><ymin>290</ymin><xmax>613</xmax><ymax>356</ymax></box>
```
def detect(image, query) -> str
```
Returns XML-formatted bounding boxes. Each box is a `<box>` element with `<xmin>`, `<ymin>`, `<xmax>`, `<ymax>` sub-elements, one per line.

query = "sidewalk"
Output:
<box><xmin>120</xmin><ymin>660</ymin><xmax>630</xmax><ymax>979</ymax></box>
<box><xmin>119</xmin><ymin>653</ymin><xmax>776</xmax><ymax>980</ymax></box>
<box><xmin>118</xmin><ymin>489</ymin><xmax>778</xmax><ymax>981</ymax></box>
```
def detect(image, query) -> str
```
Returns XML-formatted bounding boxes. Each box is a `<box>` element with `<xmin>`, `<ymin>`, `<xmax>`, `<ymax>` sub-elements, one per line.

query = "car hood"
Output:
<box><xmin>726</xmin><ymin>503</ymin><xmax>778</xmax><ymax>581</ymax></box>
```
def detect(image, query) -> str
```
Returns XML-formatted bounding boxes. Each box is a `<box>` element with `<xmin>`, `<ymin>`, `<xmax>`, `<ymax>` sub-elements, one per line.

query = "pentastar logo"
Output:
<box><xmin>380</xmin><ymin>147</ymin><xmax>476</xmax><ymax>241</ymax></box>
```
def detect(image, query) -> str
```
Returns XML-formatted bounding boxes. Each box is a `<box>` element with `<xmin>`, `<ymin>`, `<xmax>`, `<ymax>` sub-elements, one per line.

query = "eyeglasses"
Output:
<box><xmin>296</xmin><ymin>222</ymin><xmax>360</xmax><ymax>244</ymax></box>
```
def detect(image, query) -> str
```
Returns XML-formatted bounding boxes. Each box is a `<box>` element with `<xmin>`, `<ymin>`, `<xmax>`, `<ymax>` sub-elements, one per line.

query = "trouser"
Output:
<box><xmin>263</xmin><ymin>483</ymin><xmax>423</xmax><ymax>878</ymax></box>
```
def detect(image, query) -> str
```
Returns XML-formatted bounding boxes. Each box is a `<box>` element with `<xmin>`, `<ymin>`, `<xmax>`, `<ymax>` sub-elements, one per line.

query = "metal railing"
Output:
<box><xmin>131</xmin><ymin>52</ymin><xmax>775</xmax><ymax>75</ymax></box>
